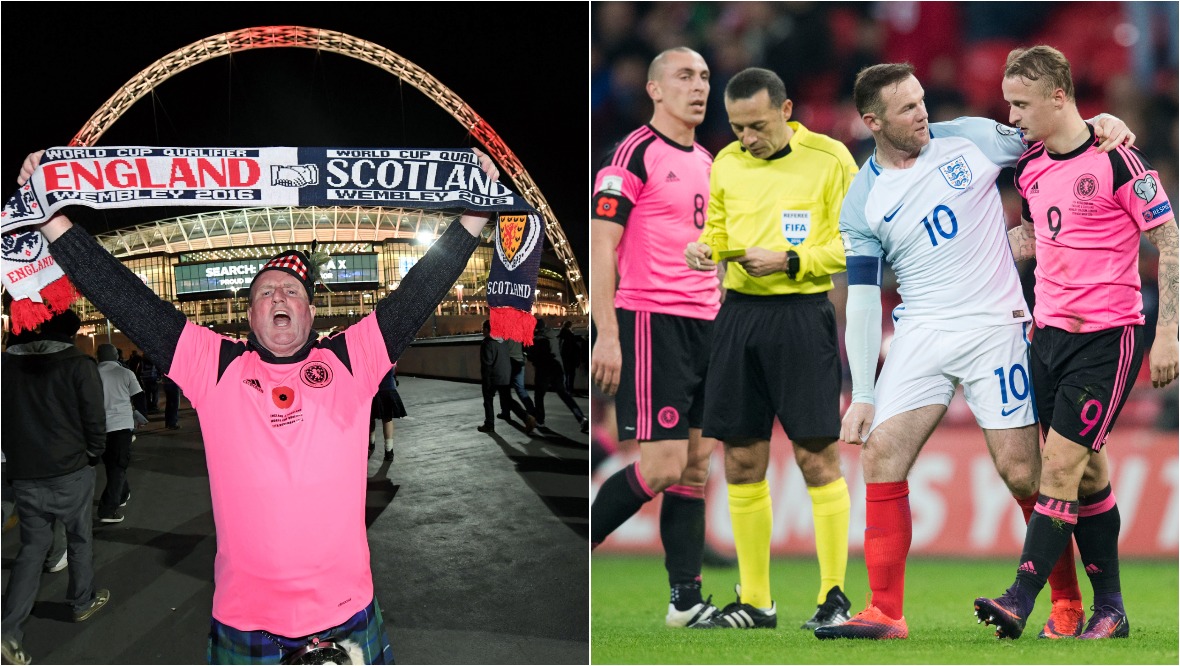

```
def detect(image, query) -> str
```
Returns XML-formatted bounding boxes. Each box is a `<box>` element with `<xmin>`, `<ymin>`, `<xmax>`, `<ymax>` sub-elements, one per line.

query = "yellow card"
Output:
<box><xmin>715</xmin><ymin>248</ymin><xmax>746</xmax><ymax>261</ymax></box>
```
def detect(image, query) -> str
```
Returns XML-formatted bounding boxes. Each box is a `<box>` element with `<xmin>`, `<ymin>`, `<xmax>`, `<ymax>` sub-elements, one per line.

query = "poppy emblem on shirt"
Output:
<box><xmin>1074</xmin><ymin>174</ymin><xmax>1098</xmax><ymax>201</ymax></box>
<box><xmin>273</xmin><ymin>386</ymin><xmax>295</xmax><ymax>409</ymax></box>
<box><xmin>595</xmin><ymin>196</ymin><xmax>619</xmax><ymax>219</ymax></box>
<box><xmin>300</xmin><ymin>361</ymin><xmax>333</xmax><ymax>388</ymax></box>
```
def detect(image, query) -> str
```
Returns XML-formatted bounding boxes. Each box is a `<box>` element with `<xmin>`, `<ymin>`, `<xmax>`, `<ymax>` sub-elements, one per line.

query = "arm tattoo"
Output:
<box><xmin>1147</xmin><ymin>220</ymin><xmax>1179</xmax><ymax>329</ymax></box>
<box><xmin>1008</xmin><ymin>220</ymin><xmax>1037</xmax><ymax>262</ymax></box>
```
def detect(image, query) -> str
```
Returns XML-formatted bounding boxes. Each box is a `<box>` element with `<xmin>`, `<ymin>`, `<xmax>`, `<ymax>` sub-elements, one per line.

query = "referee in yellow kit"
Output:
<box><xmin>684</xmin><ymin>67</ymin><xmax>856</xmax><ymax>631</ymax></box>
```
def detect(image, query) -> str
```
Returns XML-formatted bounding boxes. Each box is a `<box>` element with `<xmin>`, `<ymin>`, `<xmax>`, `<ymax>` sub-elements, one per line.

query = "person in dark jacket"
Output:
<box><xmin>1</xmin><ymin>309</ymin><xmax>111</xmax><ymax>665</ymax></box>
<box><xmin>558</xmin><ymin>320</ymin><xmax>584</xmax><ymax>395</ymax></box>
<box><xmin>479</xmin><ymin>320</ymin><xmax>536</xmax><ymax>434</ymax></box>
<box><xmin>126</xmin><ymin>349</ymin><xmax>143</xmax><ymax>375</ymax></box>
<box><xmin>528</xmin><ymin>317</ymin><xmax>590</xmax><ymax>433</ymax></box>
<box><xmin>500</xmin><ymin>337</ymin><xmax>539</xmax><ymax>424</ymax></box>
<box><xmin>162</xmin><ymin>374</ymin><xmax>181</xmax><ymax>430</ymax></box>
<box><xmin>138</xmin><ymin>354</ymin><xmax>160</xmax><ymax>412</ymax></box>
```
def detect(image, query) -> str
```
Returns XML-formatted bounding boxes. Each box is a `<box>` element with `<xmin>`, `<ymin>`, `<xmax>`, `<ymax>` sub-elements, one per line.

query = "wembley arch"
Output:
<box><xmin>68</xmin><ymin>25</ymin><xmax>586</xmax><ymax>312</ymax></box>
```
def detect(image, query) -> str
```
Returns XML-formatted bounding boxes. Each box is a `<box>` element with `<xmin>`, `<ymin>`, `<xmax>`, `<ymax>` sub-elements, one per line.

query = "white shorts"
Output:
<box><xmin>870</xmin><ymin>322</ymin><xmax>1035</xmax><ymax>433</ymax></box>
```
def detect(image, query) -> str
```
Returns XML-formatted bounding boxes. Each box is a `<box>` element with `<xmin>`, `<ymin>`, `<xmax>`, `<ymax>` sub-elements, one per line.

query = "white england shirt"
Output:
<box><xmin>841</xmin><ymin>117</ymin><xmax>1032</xmax><ymax>332</ymax></box>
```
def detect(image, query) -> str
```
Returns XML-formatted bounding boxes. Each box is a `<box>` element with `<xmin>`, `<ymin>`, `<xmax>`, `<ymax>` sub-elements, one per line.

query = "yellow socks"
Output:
<box><xmin>808</xmin><ymin>477</ymin><xmax>850</xmax><ymax>604</ymax></box>
<box><xmin>727</xmin><ymin>480</ymin><xmax>773</xmax><ymax>609</ymax></box>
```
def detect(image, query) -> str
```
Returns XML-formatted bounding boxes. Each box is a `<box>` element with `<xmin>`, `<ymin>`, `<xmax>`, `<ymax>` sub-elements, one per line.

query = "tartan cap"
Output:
<box><xmin>250</xmin><ymin>249</ymin><xmax>315</xmax><ymax>300</ymax></box>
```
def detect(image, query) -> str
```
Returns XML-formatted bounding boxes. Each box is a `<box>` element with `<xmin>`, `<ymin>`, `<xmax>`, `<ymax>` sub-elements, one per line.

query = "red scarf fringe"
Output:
<box><xmin>490</xmin><ymin>306</ymin><xmax>535</xmax><ymax>346</ymax></box>
<box><xmin>40</xmin><ymin>274</ymin><xmax>79</xmax><ymax>312</ymax></box>
<box><xmin>8</xmin><ymin>275</ymin><xmax>80</xmax><ymax>334</ymax></box>
<box><xmin>9</xmin><ymin>299</ymin><xmax>52</xmax><ymax>334</ymax></box>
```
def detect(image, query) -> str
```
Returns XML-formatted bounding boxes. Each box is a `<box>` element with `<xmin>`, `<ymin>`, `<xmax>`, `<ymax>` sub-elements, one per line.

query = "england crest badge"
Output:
<box><xmin>1</xmin><ymin>182</ymin><xmax>46</xmax><ymax>232</ymax></box>
<box><xmin>2</xmin><ymin>229</ymin><xmax>46</xmax><ymax>265</ymax></box>
<box><xmin>939</xmin><ymin>156</ymin><xmax>972</xmax><ymax>190</ymax></box>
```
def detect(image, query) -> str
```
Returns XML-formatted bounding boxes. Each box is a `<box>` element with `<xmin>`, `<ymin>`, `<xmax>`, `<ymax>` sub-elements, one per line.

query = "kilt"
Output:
<box><xmin>207</xmin><ymin>597</ymin><xmax>393</xmax><ymax>664</ymax></box>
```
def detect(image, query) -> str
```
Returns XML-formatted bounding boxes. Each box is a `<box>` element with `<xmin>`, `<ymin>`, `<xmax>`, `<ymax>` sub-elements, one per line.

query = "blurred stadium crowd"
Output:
<box><xmin>591</xmin><ymin>1</ymin><xmax>1179</xmax><ymax>433</ymax></box>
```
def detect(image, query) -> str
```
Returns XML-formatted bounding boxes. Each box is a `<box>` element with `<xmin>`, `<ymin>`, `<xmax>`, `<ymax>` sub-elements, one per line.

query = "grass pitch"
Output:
<box><xmin>591</xmin><ymin>556</ymin><xmax>1178</xmax><ymax>664</ymax></box>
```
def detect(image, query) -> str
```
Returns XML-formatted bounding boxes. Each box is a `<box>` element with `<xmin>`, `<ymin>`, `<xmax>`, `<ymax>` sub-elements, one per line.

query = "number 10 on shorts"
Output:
<box><xmin>993</xmin><ymin>363</ymin><xmax>1029</xmax><ymax>412</ymax></box>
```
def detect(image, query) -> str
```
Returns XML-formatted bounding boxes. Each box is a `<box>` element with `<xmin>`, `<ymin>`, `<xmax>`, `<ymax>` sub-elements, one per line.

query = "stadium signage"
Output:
<box><xmin>175</xmin><ymin>254</ymin><xmax>378</xmax><ymax>296</ymax></box>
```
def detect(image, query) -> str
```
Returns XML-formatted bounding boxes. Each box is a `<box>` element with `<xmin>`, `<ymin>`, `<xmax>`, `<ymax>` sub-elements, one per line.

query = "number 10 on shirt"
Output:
<box><xmin>921</xmin><ymin>204</ymin><xmax>959</xmax><ymax>247</ymax></box>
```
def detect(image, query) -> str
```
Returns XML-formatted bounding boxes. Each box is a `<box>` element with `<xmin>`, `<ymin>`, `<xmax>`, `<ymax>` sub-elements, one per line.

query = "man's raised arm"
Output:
<box><xmin>21</xmin><ymin>151</ymin><xmax>188</xmax><ymax>373</ymax></box>
<box><xmin>372</xmin><ymin>148</ymin><xmax>498</xmax><ymax>362</ymax></box>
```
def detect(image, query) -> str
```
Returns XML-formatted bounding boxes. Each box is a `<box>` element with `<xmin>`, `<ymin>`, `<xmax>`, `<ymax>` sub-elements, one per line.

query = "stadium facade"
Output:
<box><xmin>63</xmin><ymin>204</ymin><xmax>582</xmax><ymax>344</ymax></box>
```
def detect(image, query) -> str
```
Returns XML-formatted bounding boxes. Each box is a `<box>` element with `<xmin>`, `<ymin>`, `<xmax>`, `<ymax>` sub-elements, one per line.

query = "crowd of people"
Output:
<box><xmin>590</xmin><ymin>23</ymin><xmax>1176</xmax><ymax>644</ymax></box>
<box><xmin>479</xmin><ymin>317</ymin><xmax>591</xmax><ymax>435</ymax></box>
<box><xmin>0</xmin><ymin>307</ymin><xmax>192</xmax><ymax>662</ymax></box>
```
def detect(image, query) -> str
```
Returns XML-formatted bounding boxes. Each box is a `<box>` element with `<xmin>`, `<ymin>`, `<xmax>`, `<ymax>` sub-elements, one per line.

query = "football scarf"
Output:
<box><xmin>2</xmin><ymin>147</ymin><xmax>544</xmax><ymax>343</ymax></box>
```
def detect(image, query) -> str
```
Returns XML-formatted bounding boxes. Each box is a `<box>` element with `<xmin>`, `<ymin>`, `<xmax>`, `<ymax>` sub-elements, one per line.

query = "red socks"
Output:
<box><xmin>864</xmin><ymin>481</ymin><xmax>911</xmax><ymax>619</ymax></box>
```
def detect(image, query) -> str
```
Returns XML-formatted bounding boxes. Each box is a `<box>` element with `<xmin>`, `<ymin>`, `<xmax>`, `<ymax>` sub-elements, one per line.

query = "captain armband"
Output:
<box><xmin>846</xmin><ymin>255</ymin><xmax>883</xmax><ymax>287</ymax></box>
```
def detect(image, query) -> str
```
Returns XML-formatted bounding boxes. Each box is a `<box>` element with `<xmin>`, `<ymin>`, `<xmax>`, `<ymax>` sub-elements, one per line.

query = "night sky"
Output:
<box><xmin>1</xmin><ymin>4</ymin><xmax>588</xmax><ymax>276</ymax></box>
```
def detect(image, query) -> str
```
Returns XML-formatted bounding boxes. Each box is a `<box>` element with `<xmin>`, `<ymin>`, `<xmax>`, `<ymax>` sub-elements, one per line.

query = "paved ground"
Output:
<box><xmin>1</xmin><ymin>377</ymin><xmax>589</xmax><ymax>664</ymax></box>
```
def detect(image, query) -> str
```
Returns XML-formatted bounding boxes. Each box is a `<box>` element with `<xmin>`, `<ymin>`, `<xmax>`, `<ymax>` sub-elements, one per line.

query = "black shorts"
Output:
<box><xmin>703</xmin><ymin>292</ymin><xmax>841</xmax><ymax>442</ymax></box>
<box><xmin>1031</xmin><ymin>324</ymin><xmax>1144</xmax><ymax>451</ymax></box>
<box><xmin>615</xmin><ymin>308</ymin><xmax>713</xmax><ymax>442</ymax></box>
<box><xmin>371</xmin><ymin>389</ymin><xmax>407</xmax><ymax>421</ymax></box>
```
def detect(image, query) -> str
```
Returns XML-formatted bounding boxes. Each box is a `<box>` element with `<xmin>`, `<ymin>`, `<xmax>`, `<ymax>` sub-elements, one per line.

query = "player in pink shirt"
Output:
<box><xmin>974</xmin><ymin>46</ymin><xmax>1178</xmax><ymax>640</ymax></box>
<box><xmin>21</xmin><ymin>149</ymin><xmax>502</xmax><ymax>663</ymax></box>
<box><xmin>590</xmin><ymin>47</ymin><xmax>722</xmax><ymax>628</ymax></box>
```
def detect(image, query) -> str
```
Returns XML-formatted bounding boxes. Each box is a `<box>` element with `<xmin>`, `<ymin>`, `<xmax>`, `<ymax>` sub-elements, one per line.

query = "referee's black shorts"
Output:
<box><xmin>703</xmin><ymin>292</ymin><xmax>841</xmax><ymax>443</ymax></box>
<box><xmin>615</xmin><ymin>308</ymin><xmax>713</xmax><ymax>442</ymax></box>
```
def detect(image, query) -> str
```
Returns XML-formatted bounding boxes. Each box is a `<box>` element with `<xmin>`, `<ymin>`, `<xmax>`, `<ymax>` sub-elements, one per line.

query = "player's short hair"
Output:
<box><xmin>724</xmin><ymin>67</ymin><xmax>788</xmax><ymax>107</ymax></box>
<box><xmin>853</xmin><ymin>63</ymin><xmax>916</xmax><ymax>117</ymax></box>
<box><xmin>1004</xmin><ymin>45</ymin><xmax>1075</xmax><ymax>101</ymax></box>
<box><xmin>648</xmin><ymin>47</ymin><xmax>702</xmax><ymax>82</ymax></box>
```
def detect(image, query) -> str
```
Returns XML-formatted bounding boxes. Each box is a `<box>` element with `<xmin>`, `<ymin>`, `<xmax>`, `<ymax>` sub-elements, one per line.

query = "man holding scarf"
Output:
<box><xmin>12</xmin><ymin>148</ymin><xmax>502</xmax><ymax>664</ymax></box>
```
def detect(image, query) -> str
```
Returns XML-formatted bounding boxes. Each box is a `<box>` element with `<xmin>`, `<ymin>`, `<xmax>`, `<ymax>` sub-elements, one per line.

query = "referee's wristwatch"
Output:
<box><xmin>784</xmin><ymin>250</ymin><xmax>800</xmax><ymax>280</ymax></box>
